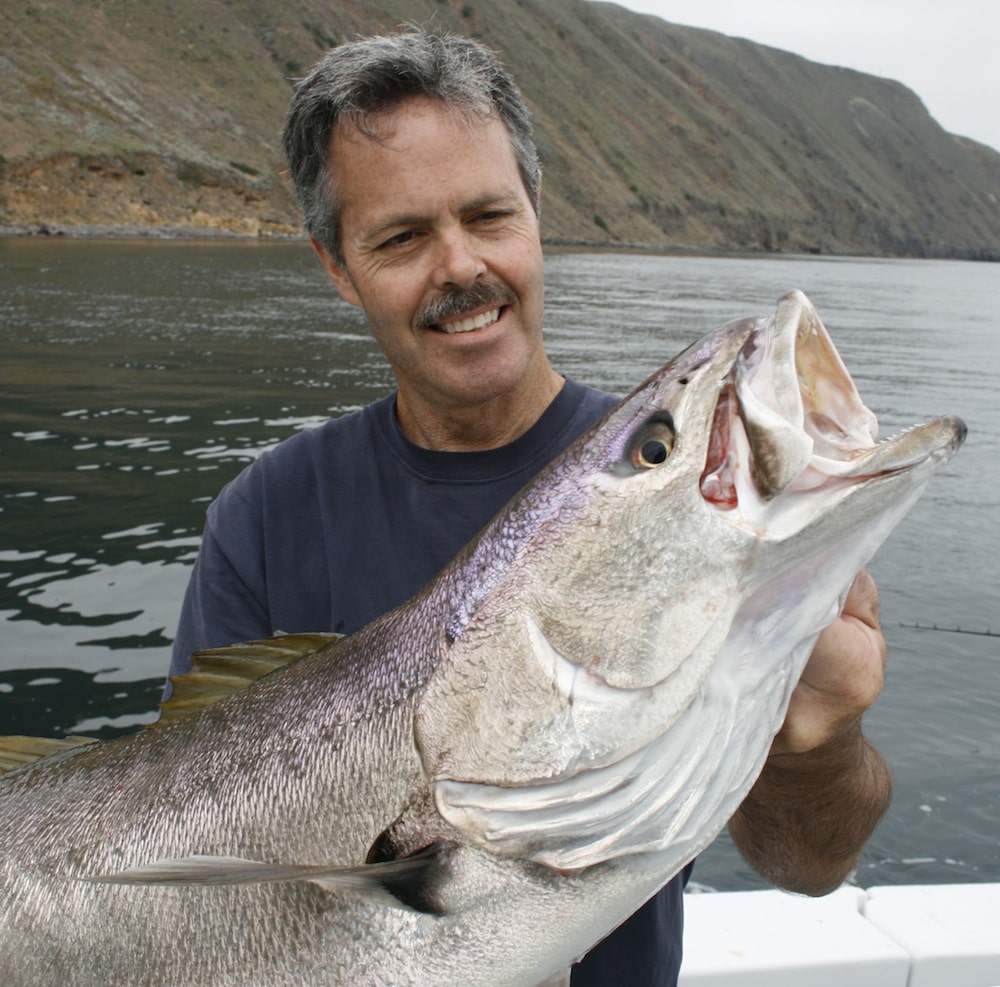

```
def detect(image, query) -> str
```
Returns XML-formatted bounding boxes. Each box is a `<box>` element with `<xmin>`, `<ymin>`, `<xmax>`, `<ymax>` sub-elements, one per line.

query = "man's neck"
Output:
<box><xmin>395</xmin><ymin>369</ymin><xmax>565</xmax><ymax>452</ymax></box>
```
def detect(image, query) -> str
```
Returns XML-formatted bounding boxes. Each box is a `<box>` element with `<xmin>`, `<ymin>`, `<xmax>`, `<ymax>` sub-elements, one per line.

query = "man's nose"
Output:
<box><xmin>432</xmin><ymin>227</ymin><xmax>487</xmax><ymax>289</ymax></box>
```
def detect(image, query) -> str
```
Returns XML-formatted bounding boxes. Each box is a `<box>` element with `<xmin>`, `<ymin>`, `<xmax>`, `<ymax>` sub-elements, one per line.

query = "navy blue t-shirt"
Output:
<box><xmin>171</xmin><ymin>378</ymin><xmax>687</xmax><ymax>985</ymax></box>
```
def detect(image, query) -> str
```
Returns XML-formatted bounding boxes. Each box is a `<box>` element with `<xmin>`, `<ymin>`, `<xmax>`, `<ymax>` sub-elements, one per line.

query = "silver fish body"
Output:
<box><xmin>0</xmin><ymin>291</ymin><xmax>965</xmax><ymax>986</ymax></box>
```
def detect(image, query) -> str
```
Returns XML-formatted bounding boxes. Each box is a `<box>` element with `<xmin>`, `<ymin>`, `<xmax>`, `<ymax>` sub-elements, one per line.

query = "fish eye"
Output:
<box><xmin>629</xmin><ymin>418</ymin><xmax>675</xmax><ymax>470</ymax></box>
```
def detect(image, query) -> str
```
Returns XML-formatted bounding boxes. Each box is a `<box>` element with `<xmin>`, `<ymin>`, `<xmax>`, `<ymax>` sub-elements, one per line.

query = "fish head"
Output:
<box><xmin>420</xmin><ymin>290</ymin><xmax>965</xmax><ymax>835</ymax></box>
<box><xmin>522</xmin><ymin>288</ymin><xmax>965</xmax><ymax>691</ymax></box>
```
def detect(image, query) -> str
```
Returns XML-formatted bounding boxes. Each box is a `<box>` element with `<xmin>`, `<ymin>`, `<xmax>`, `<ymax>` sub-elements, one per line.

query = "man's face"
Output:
<box><xmin>313</xmin><ymin>97</ymin><xmax>551</xmax><ymax>440</ymax></box>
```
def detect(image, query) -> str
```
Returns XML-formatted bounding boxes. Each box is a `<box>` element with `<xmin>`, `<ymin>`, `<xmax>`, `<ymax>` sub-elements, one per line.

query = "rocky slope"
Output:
<box><xmin>2</xmin><ymin>0</ymin><xmax>998</xmax><ymax>258</ymax></box>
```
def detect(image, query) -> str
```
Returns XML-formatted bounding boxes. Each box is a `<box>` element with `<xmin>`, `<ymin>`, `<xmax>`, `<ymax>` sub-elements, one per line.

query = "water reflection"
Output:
<box><xmin>2</xmin><ymin>239</ymin><xmax>392</xmax><ymax>734</ymax></box>
<box><xmin>1</xmin><ymin>239</ymin><xmax>996</xmax><ymax>889</ymax></box>
<box><xmin>0</xmin><ymin>663</ymin><xmax>164</xmax><ymax>739</ymax></box>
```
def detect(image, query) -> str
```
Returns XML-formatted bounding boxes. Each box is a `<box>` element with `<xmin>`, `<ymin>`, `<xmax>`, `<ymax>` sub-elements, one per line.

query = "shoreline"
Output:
<box><xmin>3</xmin><ymin>222</ymin><xmax>996</xmax><ymax>262</ymax></box>
<box><xmin>0</xmin><ymin>222</ymin><xmax>303</xmax><ymax>242</ymax></box>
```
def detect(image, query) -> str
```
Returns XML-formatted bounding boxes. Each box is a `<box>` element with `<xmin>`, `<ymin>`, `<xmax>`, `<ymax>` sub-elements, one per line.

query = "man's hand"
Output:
<box><xmin>729</xmin><ymin>570</ymin><xmax>892</xmax><ymax>895</ymax></box>
<box><xmin>773</xmin><ymin>569</ymin><xmax>887</xmax><ymax>755</ymax></box>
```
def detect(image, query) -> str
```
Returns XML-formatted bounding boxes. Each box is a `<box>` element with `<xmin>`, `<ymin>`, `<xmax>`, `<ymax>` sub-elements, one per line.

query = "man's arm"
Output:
<box><xmin>729</xmin><ymin>570</ymin><xmax>892</xmax><ymax>895</ymax></box>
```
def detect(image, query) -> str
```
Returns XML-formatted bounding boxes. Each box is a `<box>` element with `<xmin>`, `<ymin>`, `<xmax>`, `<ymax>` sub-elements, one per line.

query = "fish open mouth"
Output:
<box><xmin>700</xmin><ymin>290</ymin><xmax>966</xmax><ymax>510</ymax></box>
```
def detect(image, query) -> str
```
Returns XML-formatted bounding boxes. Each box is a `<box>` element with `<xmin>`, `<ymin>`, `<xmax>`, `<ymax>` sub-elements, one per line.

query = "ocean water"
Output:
<box><xmin>1</xmin><ymin>238</ymin><xmax>997</xmax><ymax>891</ymax></box>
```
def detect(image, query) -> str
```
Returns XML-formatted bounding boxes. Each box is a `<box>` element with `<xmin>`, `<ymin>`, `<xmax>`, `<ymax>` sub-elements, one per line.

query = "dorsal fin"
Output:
<box><xmin>0</xmin><ymin>735</ymin><xmax>99</xmax><ymax>774</ymax></box>
<box><xmin>151</xmin><ymin>633</ymin><xmax>343</xmax><ymax>730</ymax></box>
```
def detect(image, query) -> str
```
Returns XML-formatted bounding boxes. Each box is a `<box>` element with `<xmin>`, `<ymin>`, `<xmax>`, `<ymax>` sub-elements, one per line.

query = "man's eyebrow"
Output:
<box><xmin>463</xmin><ymin>192</ymin><xmax>526</xmax><ymax>214</ymax></box>
<box><xmin>361</xmin><ymin>213</ymin><xmax>430</xmax><ymax>245</ymax></box>
<box><xmin>361</xmin><ymin>193</ymin><xmax>526</xmax><ymax>244</ymax></box>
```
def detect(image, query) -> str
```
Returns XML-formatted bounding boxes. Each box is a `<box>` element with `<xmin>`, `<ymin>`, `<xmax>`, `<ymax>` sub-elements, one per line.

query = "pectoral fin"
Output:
<box><xmin>88</xmin><ymin>842</ymin><xmax>450</xmax><ymax>915</ymax></box>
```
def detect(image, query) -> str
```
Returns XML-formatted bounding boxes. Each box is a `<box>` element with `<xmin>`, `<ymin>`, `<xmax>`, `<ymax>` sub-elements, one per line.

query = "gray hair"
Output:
<box><xmin>282</xmin><ymin>30</ymin><xmax>541</xmax><ymax>264</ymax></box>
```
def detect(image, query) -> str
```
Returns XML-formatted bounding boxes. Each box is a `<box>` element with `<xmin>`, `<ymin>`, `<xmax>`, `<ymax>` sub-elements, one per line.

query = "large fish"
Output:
<box><xmin>0</xmin><ymin>291</ymin><xmax>964</xmax><ymax>986</ymax></box>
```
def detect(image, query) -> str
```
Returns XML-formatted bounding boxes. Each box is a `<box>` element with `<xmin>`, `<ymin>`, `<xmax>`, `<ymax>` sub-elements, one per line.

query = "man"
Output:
<box><xmin>170</xmin><ymin>30</ymin><xmax>891</xmax><ymax>985</ymax></box>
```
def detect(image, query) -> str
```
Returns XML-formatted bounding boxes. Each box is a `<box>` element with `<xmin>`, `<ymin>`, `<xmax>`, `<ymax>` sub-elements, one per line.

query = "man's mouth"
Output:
<box><xmin>415</xmin><ymin>282</ymin><xmax>516</xmax><ymax>335</ymax></box>
<box><xmin>435</xmin><ymin>307</ymin><xmax>503</xmax><ymax>334</ymax></box>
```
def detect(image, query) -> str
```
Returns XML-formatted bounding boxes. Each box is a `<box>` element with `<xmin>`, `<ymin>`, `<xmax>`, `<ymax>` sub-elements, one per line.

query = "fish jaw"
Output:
<box><xmin>708</xmin><ymin>289</ymin><xmax>966</xmax><ymax>546</ymax></box>
<box><xmin>727</xmin><ymin>288</ymin><xmax>878</xmax><ymax>500</ymax></box>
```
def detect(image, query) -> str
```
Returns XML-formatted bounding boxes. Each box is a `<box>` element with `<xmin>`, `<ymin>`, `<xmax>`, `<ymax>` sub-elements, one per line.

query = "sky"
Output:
<box><xmin>608</xmin><ymin>0</ymin><xmax>1000</xmax><ymax>152</ymax></box>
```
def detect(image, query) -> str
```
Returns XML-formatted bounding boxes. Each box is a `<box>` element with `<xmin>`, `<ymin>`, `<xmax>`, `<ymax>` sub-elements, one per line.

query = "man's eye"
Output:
<box><xmin>379</xmin><ymin>231</ymin><xmax>415</xmax><ymax>250</ymax></box>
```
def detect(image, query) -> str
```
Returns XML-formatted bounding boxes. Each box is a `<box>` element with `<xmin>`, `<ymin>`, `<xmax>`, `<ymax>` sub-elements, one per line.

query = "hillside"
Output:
<box><xmin>2</xmin><ymin>0</ymin><xmax>998</xmax><ymax>258</ymax></box>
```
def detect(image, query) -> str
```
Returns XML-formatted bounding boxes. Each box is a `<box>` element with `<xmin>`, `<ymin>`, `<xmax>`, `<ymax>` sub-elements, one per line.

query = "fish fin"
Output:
<box><xmin>89</xmin><ymin>842</ymin><xmax>450</xmax><ymax>915</ymax></box>
<box><xmin>366</xmin><ymin>828</ymin><xmax>448</xmax><ymax>915</ymax></box>
<box><xmin>0</xmin><ymin>735</ymin><xmax>98</xmax><ymax>774</ymax></box>
<box><xmin>151</xmin><ymin>632</ymin><xmax>345</xmax><ymax>729</ymax></box>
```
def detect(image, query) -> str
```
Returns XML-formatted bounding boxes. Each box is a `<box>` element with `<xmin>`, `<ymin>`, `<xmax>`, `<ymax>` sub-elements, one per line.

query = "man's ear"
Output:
<box><xmin>310</xmin><ymin>236</ymin><xmax>361</xmax><ymax>307</ymax></box>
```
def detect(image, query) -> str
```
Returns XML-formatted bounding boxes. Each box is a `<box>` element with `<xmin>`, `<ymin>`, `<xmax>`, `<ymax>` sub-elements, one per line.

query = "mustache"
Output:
<box><xmin>414</xmin><ymin>281</ymin><xmax>517</xmax><ymax>328</ymax></box>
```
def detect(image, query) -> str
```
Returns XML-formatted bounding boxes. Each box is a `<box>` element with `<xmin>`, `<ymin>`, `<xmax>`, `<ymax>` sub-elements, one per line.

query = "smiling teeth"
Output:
<box><xmin>440</xmin><ymin>308</ymin><xmax>500</xmax><ymax>334</ymax></box>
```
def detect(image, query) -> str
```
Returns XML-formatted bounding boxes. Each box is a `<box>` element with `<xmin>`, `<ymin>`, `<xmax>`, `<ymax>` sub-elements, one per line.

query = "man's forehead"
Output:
<box><xmin>333</xmin><ymin>95</ymin><xmax>499</xmax><ymax>147</ymax></box>
<box><xmin>327</xmin><ymin>97</ymin><xmax>525</xmax><ymax>217</ymax></box>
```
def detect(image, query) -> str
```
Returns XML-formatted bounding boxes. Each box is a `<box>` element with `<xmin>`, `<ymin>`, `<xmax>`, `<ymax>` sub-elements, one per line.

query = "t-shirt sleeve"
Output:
<box><xmin>168</xmin><ymin>470</ymin><xmax>272</xmax><ymax>679</ymax></box>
